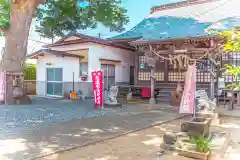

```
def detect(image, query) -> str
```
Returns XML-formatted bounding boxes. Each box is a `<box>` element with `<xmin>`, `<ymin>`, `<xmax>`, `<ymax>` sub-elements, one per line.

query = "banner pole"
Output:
<box><xmin>194</xmin><ymin>62</ymin><xmax>196</xmax><ymax>118</ymax></box>
<box><xmin>102</xmin><ymin>69</ymin><xmax>104</xmax><ymax>110</ymax></box>
<box><xmin>4</xmin><ymin>71</ymin><xmax>6</xmax><ymax>105</ymax></box>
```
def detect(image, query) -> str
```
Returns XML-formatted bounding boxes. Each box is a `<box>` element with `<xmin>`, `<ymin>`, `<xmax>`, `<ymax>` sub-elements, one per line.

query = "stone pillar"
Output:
<box><xmin>150</xmin><ymin>63</ymin><xmax>156</xmax><ymax>104</ymax></box>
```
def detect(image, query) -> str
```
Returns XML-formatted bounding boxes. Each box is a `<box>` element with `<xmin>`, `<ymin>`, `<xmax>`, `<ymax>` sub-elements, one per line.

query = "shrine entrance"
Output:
<box><xmin>130</xmin><ymin>66</ymin><xmax>135</xmax><ymax>85</ymax></box>
<box><xmin>132</xmin><ymin>38</ymin><xmax>220</xmax><ymax>104</ymax></box>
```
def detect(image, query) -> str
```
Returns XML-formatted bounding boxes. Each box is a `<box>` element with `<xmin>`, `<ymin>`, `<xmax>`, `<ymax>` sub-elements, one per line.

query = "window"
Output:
<box><xmin>101</xmin><ymin>64</ymin><xmax>115</xmax><ymax>89</ymax></box>
<box><xmin>139</xmin><ymin>56</ymin><xmax>150</xmax><ymax>70</ymax></box>
<box><xmin>79</xmin><ymin>62</ymin><xmax>88</xmax><ymax>76</ymax></box>
<box><xmin>138</xmin><ymin>72</ymin><xmax>150</xmax><ymax>81</ymax></box>
<box><xmin>46</xmin><ymin>68</ymin><xmax>63</xmax><ymax>97</ymax></box>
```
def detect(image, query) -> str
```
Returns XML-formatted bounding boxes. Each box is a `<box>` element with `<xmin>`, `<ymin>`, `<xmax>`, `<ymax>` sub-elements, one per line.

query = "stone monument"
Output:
<box><xmin>5</xmin><ymin>72</ymin><xmax>32</xmax><ymax>105</ymax></box>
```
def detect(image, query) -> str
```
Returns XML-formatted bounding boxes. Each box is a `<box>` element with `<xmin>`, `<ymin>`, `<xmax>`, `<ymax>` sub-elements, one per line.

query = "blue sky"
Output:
<box><xmin>82</xmin><ymin>0</ymin><xmax>183</xmax><ymax>38</ymax></box>
<box><xmin>0</xmin><ymin>0</ymin><xmax>183</xmax><ymax>53</ymax></box>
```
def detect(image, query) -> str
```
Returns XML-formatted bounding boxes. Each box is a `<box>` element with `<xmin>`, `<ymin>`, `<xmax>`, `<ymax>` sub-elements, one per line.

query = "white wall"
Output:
<box><xmin>36</xmin><ymin>54</ymin><xmax>79</xmax><ymax>96</ymax></box>
<box><xmin>89</xmin><ymin>44</ymin><xmax>135</xmax><ymax>84</ymax></box>
<box><xmin>49</xmin><ymin>42</ymin><xmax>135</xmax><ymax>84</ymax></box>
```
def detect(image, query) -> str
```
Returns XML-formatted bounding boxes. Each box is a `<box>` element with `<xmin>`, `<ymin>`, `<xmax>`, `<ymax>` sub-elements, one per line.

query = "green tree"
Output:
<box><xmin>0</xmin><ymin>0</ymin><xmax>128</xmax><ymax>103</ymax></box>
<box><xmin>35</xmin><ymin>0</ymin><xmax>128</xmax><ymax>39</ymax></box>
<box><xmin>23</xmin><ymin>63</ymin><xmax>36</xmax><ymax>80</ymax></box>
<box><xmin>210</xmin><ymin>28</ymin><xmax>240</xmax><ymax>89</ymax></box>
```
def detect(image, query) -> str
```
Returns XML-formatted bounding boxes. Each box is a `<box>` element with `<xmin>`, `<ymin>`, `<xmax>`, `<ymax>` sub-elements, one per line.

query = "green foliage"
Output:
<box><xmin>224</xmin><ymin>64</ymin><xmax>240</xmax><ymax>89</ymax></box>
<box><xmin>224</xmin><ymin>64</ymin><xmax>240</xmax><ymax>77</ymax></box>
<box><xmin>190</xmin><ymin>136</ymin><xmax>211</xmax><ymax>153</ymax></box>
<box><xmin>0</xmin><ymin>0</ymin><xmax>129</xmax><ymax>38</ymax></box>
<box><xmin>23</xmin><ymin>63</ymin><xmax>36</xmax><ymax>80</ymax></box>
<box><xmin>208</xmin><ymin>28</ymin><xmax>240</xmax><ymax>52</ymax></box>
<box><xmin>0</xmin><ymin>0</ymin><xmax>10</xmax><ymax>32</ymax></box>
<box><xmin>35</xmin><ymin>0</ymin><xmax>129</xmax><ymax>38</ymax></box>
<box><xmin>219</xmin><ymin>29</ymin><xmax>240</xmax><ymax>52</ymax></box>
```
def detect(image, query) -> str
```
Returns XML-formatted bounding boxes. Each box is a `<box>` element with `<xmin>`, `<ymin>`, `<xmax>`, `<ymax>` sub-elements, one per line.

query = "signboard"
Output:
<box><xmin>0</xmin><ymin>72</ymin><xmax>5</xmax><ymax>102</ymax></box>
<box><xmin>179</xmin><ymin>63</ymin><xmax>196</xmax><ymax>114</ymax></box>
<box><xmin>218</xmin><ymin>77</ymin><xmax>225</xmax><ymax>89</ymax></box>
<box><xmin>140</xmin><ymin>63</ymin><xmax>145</xmax><ymax>69</ymax></box>
<box><xmin>91</xmin><ymin>70</ymin><xmax>103</xmax><ymax>106</ymax></box>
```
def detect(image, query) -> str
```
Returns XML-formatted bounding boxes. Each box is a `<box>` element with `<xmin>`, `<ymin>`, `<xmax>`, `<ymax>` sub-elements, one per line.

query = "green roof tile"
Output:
<box><xmin>110</xmin><ymin>16</ymin><xmax>240</xmax><ymax>41</ymax></box>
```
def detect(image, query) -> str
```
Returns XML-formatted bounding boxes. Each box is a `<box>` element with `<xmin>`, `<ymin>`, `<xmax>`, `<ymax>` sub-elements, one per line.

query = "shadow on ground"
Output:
<box><xmin>0</xmin><ymin>97</ymin><xmax>180</xmax><ymax>160</ymax></box>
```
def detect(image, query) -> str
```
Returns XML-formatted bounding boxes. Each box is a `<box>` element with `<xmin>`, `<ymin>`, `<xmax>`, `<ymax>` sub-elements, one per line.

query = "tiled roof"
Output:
<box><xmin>110</xmin><ymin>0</ymin><xmax>240</xmax><ymax>41</ymax></box>
<box><xmin>27</xmin><ymin>49</ymin><xmax>85</xmax><ymax>59</ymax></box>
<box><xmin>45</xmin><ymin>32</ymin><xmax>135</xmax><ymax>51</ymax></box>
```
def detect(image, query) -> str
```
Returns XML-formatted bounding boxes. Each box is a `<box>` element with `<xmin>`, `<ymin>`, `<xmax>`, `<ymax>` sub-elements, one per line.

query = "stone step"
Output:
<box><xmin>156</xmin><ymin>98</ymin><xmax>171</xmax><ymax>103</ymax></box>
<box><xmin>157</xmin><ymin>94</ymin><xmax>171</xmax><ymax>98</ymax></box>
<box><xmin>158</xmin><ymin>89</ymin><xmax>173</xmax><ymax>93</ymax></box>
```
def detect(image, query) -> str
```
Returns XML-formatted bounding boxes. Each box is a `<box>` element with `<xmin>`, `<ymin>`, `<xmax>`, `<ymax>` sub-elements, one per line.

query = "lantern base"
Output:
<box><xmin>15</xmin><ymin>95</ymin><xmax>32</xmax><ymax>105</ymax></box>
<box><xmin>104</xmin><ymin>103</ymin><xmax>122</xmax><ymax>108</ymax></box>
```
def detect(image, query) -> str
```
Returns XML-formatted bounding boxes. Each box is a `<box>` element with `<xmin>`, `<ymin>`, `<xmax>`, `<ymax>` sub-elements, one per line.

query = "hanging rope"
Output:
<box><xmin>149</xmin><ymin>45</ymin><xmax>216</xmax><ymax>62</ymax></box>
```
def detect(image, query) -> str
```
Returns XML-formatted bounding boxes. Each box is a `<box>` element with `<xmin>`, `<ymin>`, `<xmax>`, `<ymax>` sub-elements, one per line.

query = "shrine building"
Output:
<box><xmin>110</xmin><ymin>0</ymin><xmax>240</xmax><ymax>104</ymax></box>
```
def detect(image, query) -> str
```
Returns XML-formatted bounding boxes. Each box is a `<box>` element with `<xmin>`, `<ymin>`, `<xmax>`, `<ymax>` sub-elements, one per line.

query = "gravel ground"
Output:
<box><xmin>0</xmin><ymin>98</ymin><xmax>111</xmax><ymax>135</ymax></box>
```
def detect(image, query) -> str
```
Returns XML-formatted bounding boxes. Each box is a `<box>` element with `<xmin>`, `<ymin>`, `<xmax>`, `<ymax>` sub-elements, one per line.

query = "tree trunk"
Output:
<box><xmin>2</xmin><ymin>0</ymin><xmax>40</xmax><ymax>104</ymax></box>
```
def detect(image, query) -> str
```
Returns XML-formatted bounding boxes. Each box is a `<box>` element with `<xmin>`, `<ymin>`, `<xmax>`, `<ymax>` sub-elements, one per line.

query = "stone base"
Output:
<box><xmin>5</xmin><ymin>95</ymin><xmax>32</xmax><ymax>105</ymax></box>
<box><xmin>210</xmin><ymin>132</ymin><xmax>231</xmax><ymax>158</ymax></box>
<box><xmin>196</xmin><ymin>112</ymin><xmax>220</xmax><ymax>126</ymax></box>
<box><xmin>149</xmin><ymin>98</ymin><xmax>156</xmax><ymax>104</ymax></box>
<box><xmin>104</xmin><ymin>103</ymin><xmax>122</xmax><ymax>108</ymax></box>
<box><xmin>160</xmin><ymin>143</ymin><xmax>177</xmax><ymax>151</ymax></box>
<box><xmin>16</xmin><ymin>95</ymin><xmax>32</xmax><ymax>105</ymax></box>
<box><xmin>181</xmin><ymin>117</ymin><xmax>212</xmax><ymax>138</ymax></box>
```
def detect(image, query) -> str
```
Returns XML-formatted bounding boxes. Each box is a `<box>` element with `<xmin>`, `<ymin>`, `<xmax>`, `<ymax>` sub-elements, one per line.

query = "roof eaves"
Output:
<box><xmin>108</xmin><ymin>36</ymin><xmax>142</xmax><ymax>42</ymax></box>
<box><xmin>27</xmin><ymin>49</ymin><xmax>85</xmax><ymax>59</ymax></box>
<box><xmin>130</xmin><ymin>35</ymin><xmax>220</xmax><ymax>46</ymax></box>
<box><xmin>151</xmin><ymin>0</ymin><xmax>218</xmax><ymax>13</ymax></box>
<box><xmin>45</xmin><ymin>38</ymin><xmax>135</xmax><ymax>51</ymax></box>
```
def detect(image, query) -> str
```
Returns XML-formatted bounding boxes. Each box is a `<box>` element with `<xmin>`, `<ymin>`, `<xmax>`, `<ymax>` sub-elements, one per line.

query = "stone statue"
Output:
<box><xmin>163</xmin><ymin>132</ymin><xmax>177</xmax><ymax>145</ymax></box>
<box><xmin>126</xmin><ymin>92</ymin><xmax>132</xmax><ymax>100</ymax></box>
<box><xmin>105</xmin><ymin>86</ymin><xmax>120</xmax><ymax>105</ymax></box>
<box><xmin>195</xmin><ymin>90</ymin><xmax>216</xmax><ymax>112</ymax></box>
<box><xmin>195</xmin><ymin>90</ymin><xmax>219</xmax><ymax>125</ymax></box>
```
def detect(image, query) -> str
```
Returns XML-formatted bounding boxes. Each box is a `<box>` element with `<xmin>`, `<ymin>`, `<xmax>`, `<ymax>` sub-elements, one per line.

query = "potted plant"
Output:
<box><xmin>191</xmin><ymin>136</ymin><xmax>211</xmax><ymax>153</ymax></box>
<box><xmin>177</xmin><ymin>135</ymin><xmax>211</xmax><ymax>160</ymax></box>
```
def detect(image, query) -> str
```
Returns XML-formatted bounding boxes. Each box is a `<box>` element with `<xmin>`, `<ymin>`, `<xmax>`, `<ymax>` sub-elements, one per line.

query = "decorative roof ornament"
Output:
<box><xmin>77</xmin><ymin>0</ymin><xmax>91</xmax><ymax>8</ymax></box>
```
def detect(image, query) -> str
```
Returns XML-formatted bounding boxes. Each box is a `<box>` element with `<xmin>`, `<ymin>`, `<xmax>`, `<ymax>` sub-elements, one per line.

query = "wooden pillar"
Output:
<box><xmin>209</xmin><ymin>39</ymin><xmax>215</xmax><ymax>100</ymax></box>
<box><xmin>134</xmin><ymin>54</ymin><xmax>139</xmax><ymax>85</ymax></box>
<box><xmin>164</xmin><ymin>59</ymin><xmax>168</xmax><ymax>83</ymax></box>
<box><xmin>149</xmin><ymin>62</ymin><xmax>156</xmax><ymax>104</ymax></box>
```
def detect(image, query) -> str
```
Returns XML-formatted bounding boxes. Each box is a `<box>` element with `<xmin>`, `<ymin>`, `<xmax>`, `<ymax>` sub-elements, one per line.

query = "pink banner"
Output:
<box><xmin>0</xmin><ymin>72</ymin><xmax>4</xmax><ymax>102</ymax></box>
<box><xmin>179</xmin><ymin>63</ymin><xmax>196</xmax><ymax>114</ymax></box>
<box><xmin>91</xmin><ymin>70</ymin><xmax>103</xmax><ymax>106</ymax></box>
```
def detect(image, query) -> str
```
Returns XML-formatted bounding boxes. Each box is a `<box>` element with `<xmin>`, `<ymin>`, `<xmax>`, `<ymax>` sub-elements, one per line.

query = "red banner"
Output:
<box><xmin>179</xmin><ymin>63</ymin><xmax>196</xmax><ymax>114</ymax></box>
<box><xmin>91</xmin><ymin>70</ymin><xmax>103</xmax><ymax>106</ymax></box>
